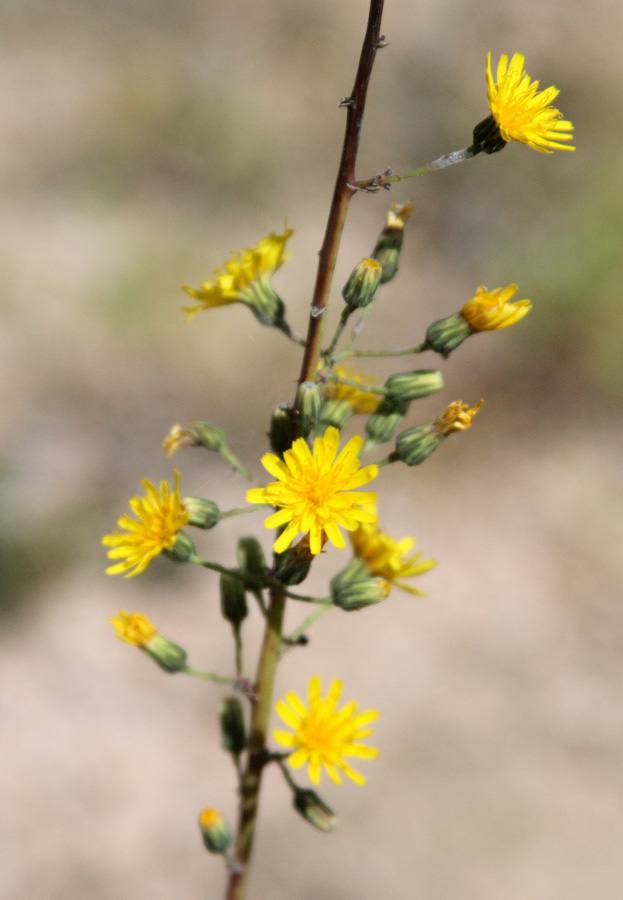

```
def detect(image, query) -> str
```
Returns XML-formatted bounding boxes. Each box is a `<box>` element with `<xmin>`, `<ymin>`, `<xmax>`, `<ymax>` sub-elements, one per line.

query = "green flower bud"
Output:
<box><xmin>142</xmin><ymin>633</ymin><xmax>188</xmax><ymax>673</ymax></box>
<box><xmin>163</xmin><ymin>530</ymin><xmax>196</xmax><ymax>564</ymax></box>
<box><xmin>183</xmin><ymin>497</ymin><xmax>222</xmax><ymax>529</ymax></box>
<box><xmin>220</xmin><ymin>573</ymin><xmax>248</xmax><ymax>628</ymax></box>
<box><xmin>163</xmin><ymin>422</ymin><xmax>227</xmax><ymax>456</ymax></box>
<box><xmin>295</xmin><ymin>382</ymin><xmax>323</xmax><ymax>436</ymax></box>
<box><xmin>293</xmin><ymin>789</ymin><xmax>337</xmax><ymax>833</ymax></box>
<box><xmin>270</xmin><ymin>404</ymin><xmax>293</xmax><ymax>457</ymax></box>
<box><xmin>319</xmin><ymin>398</ymin><xmax>354</xmax><ymax>430</ymax></box>
<box><xmin>425</xmin><ymin>312</ymin><xmax>472</xmax><ymax>356</ymax></box>
<box><xmin>241</xmin><ymin>272</ymin><xmax>289</xmax><ymax>330</ymax></box>
<box><xmin>198</xmin><ymin>808</ymin><xmax>233</xmax><ymax>855</ymax></box>
<box><xmin>394</xmin><ymin>424</ymin><xmax>442</xmax><ymax>466</ymax></box>
<box><xmin>365</xmin><ymin>397</ymin><xmax>409</xmax><ymax>447</ymax></box>
<box><xmin>342</xmin><ymin>258</ymin><xmax>382</xmax><ymax>309</ymax></box>
<box><xmin>371</xmin><ymin>201</ymin><xmax>413</xmax><ymax>284</ymax></box>
<box><xmin>384</xmin><ymin>369</ymin><xmax>444</xmax><ymax>403</ymax></box>
<box><xmin>273</xmin><ymin>535</ymin><xmax>313</xmax><ymax>586</ymax></box>
<box><xmin>237</xmin><ymin>537</ymin><xmax>267</xmax><ymax>584</ymax></box>
<box><xmin>220</xmin><ymin>697</ymin><xmax>248</xmax><ymax>756</ymax></box>
<box><xmin>331</xmin><ymin>559</ymin><xmax>387</xmax><ymax>611</ymax></box>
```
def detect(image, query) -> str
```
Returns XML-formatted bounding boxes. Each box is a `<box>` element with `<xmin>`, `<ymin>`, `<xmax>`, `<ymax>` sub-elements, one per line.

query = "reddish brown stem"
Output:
<box><xmin>297</xmin><ymin>0</ymin><xmax>386</xmax><ymax>388</ymax></box>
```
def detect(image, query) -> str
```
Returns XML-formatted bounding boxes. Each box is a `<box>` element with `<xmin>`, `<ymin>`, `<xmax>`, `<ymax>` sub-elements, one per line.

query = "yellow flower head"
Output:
<box><xmin>109</xmin><ymin>610</ymin><xmax>156</xmax><ymax>646</ymax></box>
<box><xmin>435</xmin><ymin>399</ymin><xmax>484</xmax><ymax>436</ymax></box>
<box><xmin>325</xmin><ymin>364</ymin><xmax>381</xmax><ymax>415</ymax></box>
<box><xmin>350</xmin><ymin>507</ymin><xmax>436</xmax><ymax>596</ymax></box>
<box><xmin>385</xmin><ymin>200</ymin><xmax>413</xmax><ymax>230</ymax></box>
<box><xmin>461</xmin><ymin>284</ymin><xmax>532</xmax><ymax>331</ymax></box>
<box><xmin>102</xmin><ymin>471</ymin><xmax>189</xmax><ymax>577</ymax></box>
<box><xmin>182</xmin><ymin>227</ymin><xmax>293</xmax><ymax>318</ymax></box>
<box><xmin>246</xmin><ymin>426</ymin><xmax>378</xmax><ymax>556</ymax></box>
<box><xmin>486</xmin><ymin>52</ymin><xmax>575</xmax><ymax>153</ymax></box>
<box><xmin>273</xmin><ymin>675</ymin><xmax>379</xmax><ymax>786</ymax></box>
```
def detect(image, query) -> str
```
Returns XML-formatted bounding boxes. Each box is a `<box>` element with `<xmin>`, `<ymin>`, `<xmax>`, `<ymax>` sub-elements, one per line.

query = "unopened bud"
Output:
<box><xmin>237</xmin><ymin>537</ymin><xmax>267</xmax><ymax>586</ymax></box>
<box><xmin>220</xmin><ymin>573</ymin><xmax>248</xmax><ymax>628</ymax></box>
<box><xmin>198</xmin><ymin>808</ymin><xmax>232</xmax><ymax>855</ymax></box>
<box><xmin>163</xmin><ymin>422</ymin><xmax>227</xmax><ymax>456</ymax></box>
<box><xmin>270</xmin><ymin>404</ymin><xmax>293</xmax><ymax>457</ymax></box>
<box><xmin>163</xmin><ymin>530</ymin><xmax>196</xmax><ymax>564</ymax></box>
<box><xmin>371</xmin><ymin>201</ymin><xmax>413</xmax><ymax>284</ymax></box>
<box><xmin>384</xmin><ymin>369</ymin><xmax>444</xmax><ymax>403</ymax></box>
<box><xmin>342</xmin><ymin>258</ymin><xmax>382</xmax><ymax>309</ymax></box>
<box><xmin>331</xmin><ymin>559</ymin><xmax>387</xmax><ymax>611</ymax></box>
<box><xmin>183</xmin><ymin>497</ymin><xmax>221</xmax><ymax>530</ymax></box>
<box><xmin>109</xmin><ymin>611</ymin><xmax>188</xmax><ymax>673</ymax></box>
<box><xmin>425</xmin><ymin>312</ymin><xmax>472</xmax><ymax>356</ymax></box>
<box><xmin>394</xmin><ymin>424</ymin><xmax>442</xmax><ymax>466</ymax></box>
<box><xmin>273</xmin><ymin>535</ymin><xmax>314</xmax><ymax>586</ymax></box>
<box><xmin>220</xmin><ymin>697</ymin><xmax>247</xmax><ymax>756</ymax></box>
<box><xmin>295</xmin><ymin>382</ymin><xmax>323</xmax><ymax>436</ymax></box>
<box><xmin>365</xmin><ymin>397</ymin><xmax>409</xmax><ymax>447</ymax></box>
<box><xmin>293</xmin><ymin>789</ymin><xmax>337</xmax><ymax>833</ymax></box>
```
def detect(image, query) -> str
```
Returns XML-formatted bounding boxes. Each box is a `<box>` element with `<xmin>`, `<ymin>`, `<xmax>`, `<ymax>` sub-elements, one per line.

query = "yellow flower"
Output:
<box><xmin>273</xmin><ymin>675</ymin><xmax>379</xmax><ymax>786</ymax></box>
<box><xmin>486</xmin><ymin>52</ymin><xmax>574</xmax><ymax>153</ymax></box>
<box><xmin>102</xmin><ymin>471</ymin><xmax>190</xmax><ymax>577</ymax></box>
<box><xmin>461</xmin><ymin>284</ymin><xmax>532</xmax><ymax>331</ymax></box>
<box><xmin>435</xmin><ymin>399</ymin><xmax>483</xmax><ymax>436</ymax></box>
<box><xmin>350</xmin><ymin>507</ymin><xmax>436</xmax><ymax>596</ymax></box>
<box><xmin>181</xmin><ymin>227</ymin><xmax>293</xmax><ymax>318</ymax></box>
<box><xmin>109</xmin><ymin>610</ymin><xmax>156</xmax><ymax>646</ymax></box>
<box><xmin>325</xmin><ymin>364</ymin><xmax>381</xmax><ymax>415</ymax></box>
<box><xmin>246</xmin><ymin>426</ymin><xmax>378</xmax><ymax>556</ymax></box>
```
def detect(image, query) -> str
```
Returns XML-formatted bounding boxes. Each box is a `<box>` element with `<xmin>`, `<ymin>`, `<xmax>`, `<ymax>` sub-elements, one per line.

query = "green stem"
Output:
<box><xmin>324</xmin><ymin>306</ymin><xmax>353</xmax><ymax>361</ymax></box>
<box><xmin>283</xmin><ymin>590</ymin><xmax>332</xmax><ymax>605</ymax></box>
<box><xmin>221</xmin><ymin>504</ymin><xmax>264</xmax><ymax>519</ymax></box>
<box><xmin>220</xmin><ymin>445</ymin><xmax>260</xmax><ymax>484</ymax></box>
<box><xmin>183</xmin><ymin>666</ymin><xmax>237</xmax><ymax>685</ymax></box>
<box><xmin>286</xmin><ymin>605</ymin><xmax>332</xmax><ymax>643</ymax></box>
<box><xmin>335</xmin><ymin>340</ymin><xmax>430</xmax><ymax>360</ymax></box>
<box><xmin>356</xmin><ymin>145</ymin><xmax>477</xmax><ymax>191</ymax></box>
<box><xmin>225</xmin><ymin>585</ymin><xmax>286</xmax><ymax>900</ymax></box>
<box><xmin>329</xmin><ymin>374</ymin><xmax>386</xmax><ymax>396</ymax></box>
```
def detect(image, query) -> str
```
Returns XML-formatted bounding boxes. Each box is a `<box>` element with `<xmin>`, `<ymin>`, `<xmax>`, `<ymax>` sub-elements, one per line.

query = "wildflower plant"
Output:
<box><xmin>103</xmin><ymin>3</ymin><xmax>574</xmax><ymax>898</ymax></box>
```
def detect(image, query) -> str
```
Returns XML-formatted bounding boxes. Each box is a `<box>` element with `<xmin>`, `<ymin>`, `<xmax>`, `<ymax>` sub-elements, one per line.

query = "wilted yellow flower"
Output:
<box><xmin>461</xmin><ymin>284</ymin><xmax>532</xmax><ymax>331</ymax></box>
<box><xmin>102</xmin><ymin>471</ymin><xmax>189</xmax><ymax>577</ymax></box>
<box><xmin>246</xmin><ymin>427</ymin><xmax>378</xmax><ymax>556</ymax></box>
<box><xmin>273</xmin><ymin>675</ymin><xmax>379</xmax><ymax>786</ymax></box>
<box><xmin>435</xmin><ymin>399</ymin><xmax>483</xmax><ymax>436</ymax></box>
<box><xmin>182</xmin><ymin>227</ymin><xmax>293</xmax><ymax>319</ymax></box>
<box><xmin>325</xmin><ymin>365</ymin><xmax>381</xmax><ymax>415</ymax></box>
<box><xmin>350</xmin><ymin>507</ymin><xmax>436</xmax><ymax>596</ymax></box>
<box><xmin>486</xmin><ymin>52</ymin><xmax>574</xmax><ymax>153</ymax></box>
<box><xmin>109</xmin><ymin>610</ymin><xmax>156</xmax><ymax>646</ymax></box>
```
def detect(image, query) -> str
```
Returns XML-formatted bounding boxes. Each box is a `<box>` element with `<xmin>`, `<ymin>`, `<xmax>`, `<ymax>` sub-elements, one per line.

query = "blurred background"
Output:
<box><xmin>1</xmin><ymin>0</ymin><xmax>622</xmax><ymax>898</ymax></box>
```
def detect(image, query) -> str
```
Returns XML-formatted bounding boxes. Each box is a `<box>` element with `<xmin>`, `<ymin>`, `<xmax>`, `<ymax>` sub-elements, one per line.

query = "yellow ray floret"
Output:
<box><xmin>102</xmin><ymin>471</ymin><xmax>189</xmax><ymax>577</ymax></box>
<box><xmin>247</xmin><ymin>426</ymin><xmax>378</xmax><ymax>556</ymax></box>
<box><xmin>325</xmin><ymin>364</ymin><xmax>381</xmax><ymax>415</ymax></box>
<box><xmin>109</xmin><ymin>610</ymin><xmax>156</xmax><ymax>646</ymax></box>
<box><xmin>273</xmin><ymin>675</ymin><xmax>379</xmax><ymax>786</ymax></box>
<box><xmin>486</xmin><ymin>52</ymin><xmax>574</xmax><ymax>153</ymax></box>
<box><xmin>350</xmin><ymin>505</ymin><xmax>436</xmax><ymax>596</ymax></box>
<box><xmin>182</xmin><ymin>227</ymin><xmax>293</xmax><ymax>318</ymax></box>
<box><xmin>461</xmin><ymin>284</ymin><xmax>532</xmax><ymax>331</ymax></box>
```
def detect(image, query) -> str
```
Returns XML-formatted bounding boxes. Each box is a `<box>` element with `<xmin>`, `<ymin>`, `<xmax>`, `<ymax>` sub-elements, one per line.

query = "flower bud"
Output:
<box><xmin>163</xmin><ymin>422</ymin><xmax>227</xmax><ymax>456</ymax></box>
<box><xmin>394</xmin><ymin>424</ymin><xmax>443</xmax><ymax>466</ymax></box>
<box><xmin>371</xmin><ymin>201</ymin><xmax>413</xmax><ymax>284</ymax></box>
<box><xmin>198</xmin><ymin>808</ymin><xmax>233</xmax><ymax>855</ymax></box>
<box><xmin>237</xmin><ymin>536</ymin><xmax>267</xmax><ymax>585</ymax></box>
<box><xmin>270</xmin><ymin>404</ymin><xmax>293</xmax><ymax>457</ymax></box>
<box><xmin>342</xmin><ymin>258</ymin><xmax>382</xmax><ymax>309</ymax></box>
<box><xmin>293</xmin><ymin>789</ymin><xmax>337</xmax><ymax>833</ymax></box>
<box><xmin>220</xmin><ymin>573</ymin><xmax>248</xmax><ymax>628</ymax></box>
<box><xmin>294</xmin><ymin>382</ymin><xmax>323</xmax><ymax>436</ymax></box>
<box><xmin>163</xmin><ymin>530</ymin><xmax>196</xmax><ymax>564</ymax></box>
<box><xmin>109</xmin><ymin>611</ymin><xmax>188</xmax><ymax>673</ymax></box>
<box><xmin>331</xmin><ymin>559</ymin><xmax>387</xmax><ymax>611</ymax></box>
<box><xmin>273</xmin><ymin>535</ymin><xmax>314</xmax><ymax>586</ymax></box>
<box><xmin>425</xmin><ymin>312</ymin><xmax>472</xmax><ymax>356</ymax></box>
<box><xmin>183</xmin><ymin>497</ymin><xmax>222</xmax><ymax>529</ymax></box>
<box><xmin>364</xmin><ymin>397</ymin><xmax>409</xmax><ymax>448</ymax></box>
<box><xmin>384</xmin><ymin>369</ymin><xmax>444</xmax><ymax>403</ymax></box>
<box><xmin>220</xmin><ymin>696</ymin><xmax>248</xmax><ymax>756</ymax></box>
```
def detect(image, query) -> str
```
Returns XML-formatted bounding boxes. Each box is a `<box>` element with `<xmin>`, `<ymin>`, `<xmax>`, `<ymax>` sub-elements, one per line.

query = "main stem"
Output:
<box><xmin>298</xmin><ymin>0</ymin><xmax>385</xmax><ymax>387</ymax></box>
<box><xmin>224</xmin><ymin>3</ymin><xmax>384</xmax><ymax>898</ymax></box>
